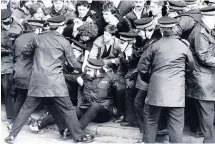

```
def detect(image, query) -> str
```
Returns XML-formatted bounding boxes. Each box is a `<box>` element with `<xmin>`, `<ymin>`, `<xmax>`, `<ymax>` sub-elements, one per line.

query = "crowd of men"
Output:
<box><xmin>1</xmin><ymin>0</ymin><xmax>215</xmax><ymax>143</ymax></box>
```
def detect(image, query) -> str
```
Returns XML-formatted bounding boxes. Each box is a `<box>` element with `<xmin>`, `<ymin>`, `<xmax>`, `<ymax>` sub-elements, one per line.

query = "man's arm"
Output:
<box><xmin>194</xmin><ymin>29</ymin><xmax>215</xmax><ymax>67</ymax></box>
<box><xmin>64</xmin><ymin>41</ymin><xmax>82</xmax><ymax>71</ymax></box>
<box><xmin>21</xmin><ymin>36</ymin><xmax>37</xmax><ymax>56</ymax></box>
<box><xmin>137</xmin><ymin>45</ymin><xmax>154</xmax><ymax>83</ymax></box>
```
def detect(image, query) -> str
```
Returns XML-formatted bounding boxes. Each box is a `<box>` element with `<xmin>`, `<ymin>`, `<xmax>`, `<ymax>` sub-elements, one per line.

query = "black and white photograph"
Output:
<box><xmin>1</xmin><ymin>0</ymin><xmax>215</xmax><ymax>143</ymax></box>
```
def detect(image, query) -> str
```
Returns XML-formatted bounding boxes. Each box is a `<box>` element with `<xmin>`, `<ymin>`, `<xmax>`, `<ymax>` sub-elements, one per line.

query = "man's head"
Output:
<box><xmin>158</xmin><ymin>16</ymin><xmax>179</xmax><ymax>36</ymax></box>
<box><xmin>134</xmin><ymin>17</ymin><xmax>155</xmax><ymax>39</ymax></box>
<box><xmin>150</xmin><ymin>0</ymin><xmax>163</xmax><ymax>16</ymax></box>
<box><xmin>85</xmin><ymin>58</ymin><xmax>105</xmax><ymax>79</ymax></box>
<box><xmin>167</xmin><ymin>1</ymin><xmax>187</xmax><ymax>17</ymax></box>
<box><xmin>134</xmin><ymin>0</ymin><xmax>146</xmax><ymax>11</ymax></box>
<box><xmin>76</xmin><ymin>1</ymin><xmax>91</xmax><ymax>18</ymax></box>
<box><xmin>200</xmin><ymin>6</ymin><xmax>215</xmax><ymax>29</ymax></box>
<box><xmin>118</xmin><ymin>32</ymin><xmax>138</xmax><ymax>53</ymax></box>
<box><xmin>26</xmin><ymin>19</ymin><xmax>46</xmax><ymax>34</ymax></box>
<box><xmin>20</xmin><ymin>0</ymin><xmax>33</xmax><ymax>10</ymax></box>
<box><xmin>9</xmin><ymin>0</ymin><xmax>20</xmax><ymax>11</ymax></box>
<box><xmin>29</xmin><ymin>3</ymin><xmax>45</xmax><ymax>20</ymax></box>
<box><xmin>103</xmin><ymin>25</ymin><xmax>117</xmax><ymax>44</ymax></box>
<box><xmin>77</xmin><ymin>22</ymin><xmax>98</xmax><ymax>42</ymax></box>
<box><xmin>102</xmin><ymin>2</ymin><xmax>118</xmax><ymax>23</ymax></box>
<box><xmin>52</xmin><ymin>0</ymin><xmax>64</xmax><ymax>12</ymax></box>
<box><xmin>1</xmin><ymin>9</ymin><xmax>12</xmax><ymax>31</ymax></box>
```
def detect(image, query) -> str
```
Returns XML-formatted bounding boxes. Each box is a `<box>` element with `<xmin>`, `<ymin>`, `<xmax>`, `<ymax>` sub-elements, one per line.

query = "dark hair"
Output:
<box><xmin>75</xmin><ymin>1</ymin><xmax>91</xmax><ymax>17</ymax></box>
<box><xmin>77</xmin><ymin>22</ymin><xmax>98</xmax><ymax>39</ymax></box>
<box><xmin>50</xmin><ymin>25</ymin><xmax>59</xmax><ymax>30</ymax></box>
<box><xmin>29</xmin><ymin>3</ymin><xmax>45</xmax><ymax>16</ymax></box>
<box><xmin>160</xmin><ymin>26</ymin><xmax>179</xmax><ymax>36</ymax></box>
<box><xmin>102</xmin><ymin>2</ymin><xmax>117</xmax><ymax>14</ymax></box>
<box><xmin>104</xmin><ymin>25</ymin><xmax>118</xmax><ymax>36</ymax></box>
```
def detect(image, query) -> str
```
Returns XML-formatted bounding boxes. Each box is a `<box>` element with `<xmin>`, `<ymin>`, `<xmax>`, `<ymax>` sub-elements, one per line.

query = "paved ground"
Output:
<box><xmin>1</xmin><ymin>104</ymin><xmax>205</xmax><ymax>144</ymax></box>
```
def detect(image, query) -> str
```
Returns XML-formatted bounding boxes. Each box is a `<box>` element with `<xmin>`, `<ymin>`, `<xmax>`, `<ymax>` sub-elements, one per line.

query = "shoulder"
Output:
<box><xmin>178</xmin><ymin>38</ymin><xmax>190</xmax><ymax>47</ymax></box>
<box><xmin>124</xmin><ymin>10</ymin><xmax>134</xmax><ymax>19</ymax></box>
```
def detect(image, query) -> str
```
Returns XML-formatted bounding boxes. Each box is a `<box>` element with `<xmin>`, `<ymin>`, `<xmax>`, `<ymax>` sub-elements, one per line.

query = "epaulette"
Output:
<box><xmin>149</xmin><ymin>37</ymin><xmax>161</xmax><ymax>45</ymax></box>
<box><xmin>178</xmin><ymin>38</ymin><xmax>190</xmax><ymax>47</ymax></box>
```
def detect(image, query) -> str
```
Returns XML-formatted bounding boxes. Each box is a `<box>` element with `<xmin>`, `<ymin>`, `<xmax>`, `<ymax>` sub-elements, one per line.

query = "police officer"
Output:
<box><xmin>138</xmin><ymin>17</ymin><xmax>194</xmax><ymax>143</ymax></box>
<box><xmin>4</xmin><ymin>15</ymin><xmax>94</xmax><ymax>144</ymax></box>
<box><xmin>187</xmin><ymin>6</ymin><xmax>215</xmax><ymax>143</ymax></box>
<box><xmin>1</xmin><ymin>9</ymin><xmax>22</xmax><ymax>122</ymax></box>
<box><xmin>10</xmin><ymin>20</ymin><xmax>45</xmax><ymax>130</ymax></box>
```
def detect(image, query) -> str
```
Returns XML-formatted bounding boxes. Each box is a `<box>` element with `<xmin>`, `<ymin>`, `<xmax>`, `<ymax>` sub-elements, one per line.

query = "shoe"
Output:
<box><xmin>29</xmin><ymin>120</ymin><xmax>43</xmax><ymax>134</ymax></box>
<box><xmin>157</xmin><ymin>129</ymin><xmax>169</xmax><ymax>135</ymax></box>
<box><xmin>113</xmin><ymin>116</ymin><xmax>124</xmax><ymax>123</ymax></box>
<box><xmin>7</xmin><ymin>120</ymin><xmax>13</xmax><ymax>132</ymax></box>
<box><xmin>194</xmin><ymin>131</ymin><xmax>204</xmax><ymax>138</ymax></box>
<box><xmin>134</xmin><ymin>140</ymin><xmax>144</xmax><ymax>143</ymax></box>
<box><xmin>4</xmin><ymin>136</ymin><xmax>15</xmax><ymax>144</ymax></box>
<box><xmin>26</xmin><ymin>116</ymin><xmax>37</xmax><ymax>125</ymax></box>
<box><xmin>62</xmin><ymin>128</ymin><xmax>72</xmax><ymax>139</ymax></box>
<box><xmin>120</xmin><ymin>122</ymin><xmax>139</xmax><ymax>128</ymax></box>
<box><xmin>75</xmin><ymin>135</ymin><xmax>94</xmax><ymax>143</ymax></box>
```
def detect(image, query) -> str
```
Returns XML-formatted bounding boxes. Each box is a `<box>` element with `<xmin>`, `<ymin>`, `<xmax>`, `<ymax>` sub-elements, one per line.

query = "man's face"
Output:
<box><xmin>138</xmin><ymin>27</ymin><xmax>154</xmax><ymax>39</ymax></box>
<box><xmin>25</xmin><ymin>0</ymin><xmax>33</xmax><ymax>9</ymax></box>
<box><xmin>1</xmin><ymin>18</ymin><xmax>12</xmax><ymax>31</ymax></box>
<box><xmin>77</xmin><ymin>5</ymin><xmax>89</xmax><ymax>18</ymax></box>
<box><xmin>10</xmin><ymin>0</ymin><xmax>20</xmax><ymax>10</ymax></box>
<box><xmin>33</xmin><ymin>8</ymin><xmax>44</xmax><ymax>20</ymax></box>
<box><xmin>102</xmin><ymin>11</ymin><xmax>113</xmax><ymax>23</ymax></box>
<box><xmin>86</xmin><ymin>67</ymin><xmax>96</xmax><ymax>79</ymax></box>
<box><xmin>103</xmin><ymin>31</ymin><xmax>113</xmax><ymax>43</ymax></box>
<box><xmin>80</xmin><ymin>35</ymin><xmax>90</xmax><ymax>42</ymax></box>
<box><xmin>119</xmin><ymin>40</ymin><xmax>129</xmax><ymax>52</ymax></box>
<box><xmin>150</xmin><ymin>2</ymin><xmax>161</xmax><ymax>16</ymax></box>
<box><xmin>134</xmin><ymin>0</ymin><xmax>145</xmax><ymax>11</ymax></box>
<box><xmin>53</xmin><ymin>0</ymin><xmax>64</xmax><ymax>12</ymax></box>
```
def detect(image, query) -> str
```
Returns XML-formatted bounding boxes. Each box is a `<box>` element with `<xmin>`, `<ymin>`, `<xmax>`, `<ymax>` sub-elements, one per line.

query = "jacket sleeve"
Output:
<box><xmin>21</xmin><ymin>36</ymin><xmax>37</xmax><ymax>56</ymax></box>
<box><xmin>64</xmin><ymin>41</ymin><xmax>82</xmax><ymax>71</ymax></box>
<box><xmin>89</xmin><ymin>39</ymin><xmax>100</xmax><ymax>59</ymax></box>
<box><xmin>194</xmin><ymin>29</ymin><xmax>215</xmax><ymax>68</ymax></box>
<box><xmin>186</xmin><ymin>48</ymin><xmax>195</xmax><ymax>72</ymax></box>
<box><xmin>137</xmin><ymin>45</ymin><xmax>154</xmax><ymax>82</ymax></box>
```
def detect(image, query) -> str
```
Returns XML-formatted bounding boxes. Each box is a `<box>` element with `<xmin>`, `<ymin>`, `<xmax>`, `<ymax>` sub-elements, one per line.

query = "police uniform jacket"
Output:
<box><xmin>187</xmin><ymin>22</ymin><xmax>215</xmax><ymax>101</ymax></box>
<box><xmin>13</xmin><ymin>32</ymin><xmax>37</xmax><ymax>89</ymax></box>
<box><xmin>78</xmin><ymin>72</ymin><xmax>116</xmax><ymax>114</ymax></box>
<box><xmin>138</xmin><ymin>35</ymin><xmax>194</xmax><ymax>107</ymax></box>
<box><xmin>23</xmin><ymin>30</ymin><xmax>81</xmax><ymax>97</ymax></box>
<box><xmin>1</xmin><ymin>19</ymin><xmax>22</xmax><ymax>75</ymax></box>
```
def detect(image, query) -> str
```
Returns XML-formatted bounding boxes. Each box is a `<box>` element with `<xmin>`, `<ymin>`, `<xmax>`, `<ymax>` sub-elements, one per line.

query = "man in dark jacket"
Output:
<box><xmin>138</xmin><ymin>17</ymin><xmax>194</xmax><ymax>143</ymax></box>
<box><xmin>9</xmin><ymin>20</ymin><xmax>45</xmax><ymax>131</ymax></box>
<box><xmin>4</xmin><ymin>15</ymin><xmax>94</xmax><ymax>144</ymax></box>
<box><xmin>187</xmin><ymin>6</ymin><xmax>215</xmax><ymax>143</ymax></box>
<box><xmin>1</xmin><ymin>9</ymin><xmax>22</xmax><ymax>122</ymax></box>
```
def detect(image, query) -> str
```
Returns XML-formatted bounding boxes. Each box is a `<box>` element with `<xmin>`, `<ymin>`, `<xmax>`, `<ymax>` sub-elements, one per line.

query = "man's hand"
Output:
<box><xmin>77</xmin><ymin>76</ymin><xmax>84</xmax><ymax>86</ymax></box>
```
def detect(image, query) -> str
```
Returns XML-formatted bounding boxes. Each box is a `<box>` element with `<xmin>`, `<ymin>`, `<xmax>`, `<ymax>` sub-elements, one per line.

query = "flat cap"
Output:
<box><xmin>1</xmin><ymin>9</ymin><xmax>12</xmax><ymax>21</ymax></box>
<box><xmin>27</xmin><ymin>20</ymin><xmax>46</xmax><ymax>27</ymax></box>
<box><xmin>47</xmin><ymin>15</ymin><xmax>65</xmax><ymax>26</ymax></box>
<box><xmin>87</xmin><ymin>58</ymin><xmax>105</xmax><ymax>69</ymax></box>
<box><xmin>185</xmin><ymin>0</ymin><xmax>198</xmax><ymax>5</ymax></box>
<box><xmin>119</xmin><ymin>32</ymin><xmax>138</xmax><ymax>41</ymax></box>
<box><xmin>134</xmin><ymin>17</ymin><xmax>154</xmax><ymax>29</ymax></box>
<box><xmin>200</xmin><ymin>6</ymin><xmax>215</xmax><ymax>15</ymax></box>
<box><xmin>158</xmin><ymin>17</ymin><xmax>178</xmax><ymax>27</ymax></box>
<box><xmin>71</xmin><ymin>39</ymin><xmax>87</xmax><ymax>51</ymax></box>
<box><xmin>168</xmin><ymin>1</ymin><xmax>187</xmax><ymax>11</ymax></box>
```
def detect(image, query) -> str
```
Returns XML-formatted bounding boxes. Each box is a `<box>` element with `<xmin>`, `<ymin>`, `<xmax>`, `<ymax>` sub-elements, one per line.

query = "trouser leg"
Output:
<box><xmin>54</xmin><ymin>97</ymin><xmax>85</xmax><ymax>141</ymax></box>
<box><xmin>115</xmin><ymin>75</ymin><xmax>126</xmax><ymax>117</ymax></box>
<box><xmin>13</xmin><ymin>88</ymin><xmax>27</xmax><ymax>121</ymax></box>
<box><xmin>143</xmin><ymin>104</ymin><xmax>162</xmax><ymax>143</ymax></box>
<box><xmin>93</xmin><ymin>107</ymin><xmax>112</xmax><ymax>123</ymax></box>
<box><xmin>134</xmin><ymin>90</ymin><xmax>147</xmax><ymax>133</ymax></box>
<box><xmin>195</xmin><ymin>99</ymin><xmax>215</xmax><ymax>143</ymax></box>
<box><xmin>167</xmin><ymin>107</ymin><xmax>184</xmax><ymax>143</ymax></box>
<box><xmin>79</xmin><ymin>102</ymin><xmax>103</xmax><ymax>129</ymax></box>
<box><xmin>124</xmin><ymin>88</ymin><xmax>138</xmax><ymax>122</ymax></box>
<box><xmin>10</xmin><ymin>97</ymin><xmax>41</xmax><ymax>138</ymax></box>
<box><xmin>67</xmin><ymin>81</ymin><xmax>78</xmax><ymax>106</ymax></box>
<box><xmin>1</xmin><ymin>74</ymin><xmax>14</xmax><ymax>119</ymax></box>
